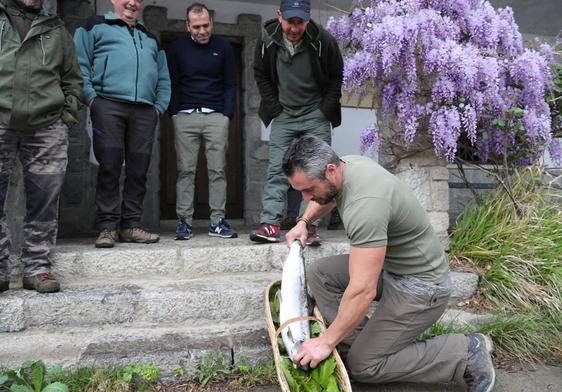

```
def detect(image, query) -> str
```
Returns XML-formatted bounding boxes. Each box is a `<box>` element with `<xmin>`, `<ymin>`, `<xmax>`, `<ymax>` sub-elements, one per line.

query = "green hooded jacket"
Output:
<box><xmin>0</xmin><ymin>1</ymin><xmax>82</xmax><ymax>131</ymax></box>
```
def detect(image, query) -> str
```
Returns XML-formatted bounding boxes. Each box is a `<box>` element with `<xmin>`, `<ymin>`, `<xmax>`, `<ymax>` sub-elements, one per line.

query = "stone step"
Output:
<box><xmin>7</xmin><ymin>234</ymin><xmax>351</xmax><ymax>283</ymax></box>
<box><xmin>1</xmin><ymin>270</ymin><xmax>478</xmax><ymax>333</ymax></box>
<box><xmin>0</xmin><ymin>308</ymin><xmax>497</xmax><ymax>382</ymax></box>
<box><xmin>0</xmin><ymin>321</ymin><xmax>271</xmax><ymax>373</ymax></box>
<box><xmin>0</xmin><ymin>272</ymin><xmax>280</xmax><ymax>332</ymax></box>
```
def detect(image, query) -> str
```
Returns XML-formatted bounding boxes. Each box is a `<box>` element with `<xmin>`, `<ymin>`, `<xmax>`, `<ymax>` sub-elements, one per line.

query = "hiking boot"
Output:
<box><xmin>0</xmin><ymin>280</ymin><xmax>8</xmax><ymax>292</ymax></box>
<box><xmin>250</xmin><ymin>223</ymin><xmax>281</xmax><ymax>243</ymax></box>
<box><xmin>119</xmin><ymin>227</ymin><xmax>160</xmax><ymax>244</ymax></box>
<box><xmin>306</xmin><ymin>225</ymin><xmax>322</xmax><ymax>247</ymax></box>
<box><xmin>22</xmin><ymin>273</ymin><xmax>60</xmax><ymax>293</ymax></box>
<box><xmin>209</xmin><ymin>218</ymin><xmax>238</xmax><ymax>238</ymax></box>
<box><xmin>464</xmin><ymin>333</ymin><xmax>495</xmax><ymax>392</ymax></box>
<box><xmin>95</xmin><ymin>229</ymin><xmax>118</xmax><ymax>248</ymax></box>
<box><xmin>175</xmin><ymin>218</ymin><xmax>193</xmax><ymax>240</ymax></box>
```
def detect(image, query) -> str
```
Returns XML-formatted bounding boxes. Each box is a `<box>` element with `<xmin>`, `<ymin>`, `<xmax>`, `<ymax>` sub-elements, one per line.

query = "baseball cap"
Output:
<box><xmin>280</xmin><ymin>0</ymin><xmax>311</xmax><ymax>21</ymax></box>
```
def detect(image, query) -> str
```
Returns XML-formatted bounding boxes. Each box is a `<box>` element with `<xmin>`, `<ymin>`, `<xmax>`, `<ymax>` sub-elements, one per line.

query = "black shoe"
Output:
<box><xmin>464</xmin><ymin>333</ymin><xmax>495</xmax><ymax>392</ymax></box>
<box><xmin>0</xmin><ymin>280</ymin><xmax>8</xmax><ymax>292</ymax></box>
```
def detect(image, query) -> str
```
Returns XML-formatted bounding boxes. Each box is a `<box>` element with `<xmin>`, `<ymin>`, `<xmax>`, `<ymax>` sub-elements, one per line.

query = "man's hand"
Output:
<box><xmin>285</xmin><ymin>220</ymin><xmax>308</xmax><ymax>247</ymax></box>
<box><xmin>293</xmin><ymin>336</ymin><xmax>333</xmax><ymax>369</ymax></box>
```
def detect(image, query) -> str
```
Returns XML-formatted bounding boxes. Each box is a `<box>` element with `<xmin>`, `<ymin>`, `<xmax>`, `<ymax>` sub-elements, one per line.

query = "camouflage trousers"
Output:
<box><xmin>0</xmin><ymin>120</ymin><xmax>68</xmax><ymax>281</ymax></box>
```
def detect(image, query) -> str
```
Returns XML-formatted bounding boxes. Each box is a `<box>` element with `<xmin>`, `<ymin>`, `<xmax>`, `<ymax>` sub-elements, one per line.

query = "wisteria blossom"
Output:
<box><xmin>328</xmin><ymin>0</ymin><xmax>559</xmax><ymax>165</ymax></box>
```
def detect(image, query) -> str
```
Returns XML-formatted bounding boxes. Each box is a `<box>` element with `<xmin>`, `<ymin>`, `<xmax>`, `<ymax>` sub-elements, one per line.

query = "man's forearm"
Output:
<box><xmin>321</xmin><ymin>246</ymin><xmax>385</xmax><ymax>349</ymax></box>
<box><xmin>300</xmin><ymin>200</ymin><xmax>335</xmax><ymax>223</ymax></box>
<box><xmin>321</xmin><ymin>286</ymin><xmax>373</xmax><ymax>348</ymax></box>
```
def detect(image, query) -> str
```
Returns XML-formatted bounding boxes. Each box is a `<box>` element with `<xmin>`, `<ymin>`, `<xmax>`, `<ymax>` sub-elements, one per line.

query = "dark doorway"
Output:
<box><xmin>159</xmin><ymin>32</ymin><xmax>245</xmax><ymax>220</ymax></box>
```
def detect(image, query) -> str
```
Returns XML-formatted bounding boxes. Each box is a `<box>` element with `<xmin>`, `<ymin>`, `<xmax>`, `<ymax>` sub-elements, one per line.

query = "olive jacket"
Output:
<box><xmin>0</xmin><ymin>1</ymin><xmax>82</xmax><ymax>131</ymax></box>
<box><xmin>253</xmin><ymin>18</ymin><xmax>343</xmax><ymax>127</ymax></box>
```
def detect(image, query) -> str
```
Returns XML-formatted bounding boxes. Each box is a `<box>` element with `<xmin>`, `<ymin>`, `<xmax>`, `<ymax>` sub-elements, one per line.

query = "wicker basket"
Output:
<box><xmin>264</xmin><ymin>280</ymin><xmax>352</xmax><ymax>392</ymax></box>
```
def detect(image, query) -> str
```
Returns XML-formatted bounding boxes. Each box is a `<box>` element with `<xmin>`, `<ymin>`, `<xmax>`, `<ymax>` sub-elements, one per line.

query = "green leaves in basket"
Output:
<box><xmin>270</xmin><ymin>284</ymin><xmax>342</xmax><ymax>392</ymax></box>
<box><xmin>310</xmin><ymin>321</ymin><xmax>322</xmax><ymax>338</ymax></box>
<box><xmin>269</xmin><ymin>282</ymin><xmax>281</xmax><ymax>326</ymax></box>
<box><xmin>311</xmin><ymin>357</ymin><xmax>337</xmax><ymax>389</ymax></box>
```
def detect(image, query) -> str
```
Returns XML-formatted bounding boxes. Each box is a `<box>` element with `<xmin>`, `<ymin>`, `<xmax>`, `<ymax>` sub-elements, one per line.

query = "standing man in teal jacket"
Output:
<box><xmin>0</xmin><ymin>0</ymin><xmax>83</xmax><ymax>293</ymax></box>
<box><xmin>74</xmin><ymin>0</ymin><xmax>171</xmax><ymax>248</ymax></box>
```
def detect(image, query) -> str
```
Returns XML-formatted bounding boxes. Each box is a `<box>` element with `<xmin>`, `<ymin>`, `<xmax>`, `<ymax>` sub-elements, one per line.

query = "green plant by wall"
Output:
<box><xmin>189</xmin><ymin>353</ymin><xmax>231</xmax><ymax>386</ymax></box>
<box><xmin>0</xmin><ymin>361</ymin><xmax>68</xmax><ymax>392</ymax></box>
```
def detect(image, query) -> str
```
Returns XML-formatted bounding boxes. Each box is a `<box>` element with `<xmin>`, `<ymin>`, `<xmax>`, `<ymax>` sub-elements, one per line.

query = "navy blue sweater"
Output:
<box><xmin>168</xmin><ymin>35</ymin><xmax>236</xmax><ymax>118</ymax></box>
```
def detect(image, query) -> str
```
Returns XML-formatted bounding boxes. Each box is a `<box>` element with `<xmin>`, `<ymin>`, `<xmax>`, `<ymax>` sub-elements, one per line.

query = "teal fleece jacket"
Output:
<box><xmin>73</xmin><ymin>12</ymin><xmax>170</xmax><ymax>114</ymax></box>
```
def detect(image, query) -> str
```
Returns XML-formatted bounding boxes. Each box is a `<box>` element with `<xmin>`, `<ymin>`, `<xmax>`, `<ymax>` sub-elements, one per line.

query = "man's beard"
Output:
<box><xmin>312</xmin><ymin>181</ymin><xmax>337</xmax><ymax>205</ymax></box>
<box><xmin>17</xmin><ymin>0</ymin><xmax>43</xmax><ymax>10</ymax></box>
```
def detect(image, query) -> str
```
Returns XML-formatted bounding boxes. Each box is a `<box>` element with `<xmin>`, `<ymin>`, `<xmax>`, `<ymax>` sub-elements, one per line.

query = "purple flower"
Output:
<box><xmin>548</xmin><ymin>139</ymin><xmax>562</xmax><ymax>165</ymax></box>
<box><xmin>332</xmin><ymin>0</ymin><xmax>555</xmax><ymax>166</ymax></box>
<box><xmin>360</xmin><ymin>123</ymin><xmax>382</xmax><ymax>154</ymax></box>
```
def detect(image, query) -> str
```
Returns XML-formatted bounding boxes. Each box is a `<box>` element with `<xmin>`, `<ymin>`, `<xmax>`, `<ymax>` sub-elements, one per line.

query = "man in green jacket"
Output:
<box><xmin>0</xmin><ymin>0</ymin><xmax>83</xmax><ymax>293</ymax></box>
<box><xmin>250</xmin><ymin>0</ymin><xmax>343</xmax><ymax>246</ymax></box>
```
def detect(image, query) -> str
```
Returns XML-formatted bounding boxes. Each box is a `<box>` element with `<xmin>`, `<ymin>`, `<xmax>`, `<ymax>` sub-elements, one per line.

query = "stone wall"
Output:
<box><xmin>58</xmin><ymin>4</ymin><xmax>99</xmax><ymax>237</ymax></box>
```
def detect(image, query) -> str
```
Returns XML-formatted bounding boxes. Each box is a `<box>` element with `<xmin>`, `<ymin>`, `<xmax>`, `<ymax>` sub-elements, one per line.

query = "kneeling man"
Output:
<box><xmin>284</xmin><ymin>135</ymin><xmax>495</xmax><ymax>392</ymax></box>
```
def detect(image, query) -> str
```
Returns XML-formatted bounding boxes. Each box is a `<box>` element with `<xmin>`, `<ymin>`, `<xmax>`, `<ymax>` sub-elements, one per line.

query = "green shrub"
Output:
<box><xmin>449</xmin><ymin>167</ymin><xmax>562</xmax><ymax>363</ymax></box>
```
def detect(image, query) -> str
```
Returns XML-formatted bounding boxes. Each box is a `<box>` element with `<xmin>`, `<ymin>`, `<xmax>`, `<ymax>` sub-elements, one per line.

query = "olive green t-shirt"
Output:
<box><xmin>335</xmin><ymin>155</ymin><xmax>449</xmax><ymax>283</ymax></box>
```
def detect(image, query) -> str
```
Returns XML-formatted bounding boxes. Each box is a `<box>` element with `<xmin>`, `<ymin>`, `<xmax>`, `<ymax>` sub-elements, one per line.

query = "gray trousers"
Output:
<box><xmin>307</xmin><ymin>254</ymin><xmax>468</xmax><ymax>385</ymax></box>
<box><xmin>173</xmin><ymin>112</ymin><xmax>229</xmax><ymax>224</ymax></box>
<box><xmin>0</xmin><ymin>120</ymin><xmax>68</xmax><ymax>280</ymax></box>
<box><xmin>260</xmin><ymin>108</ymin><xmax>331</xmax><ymax>225</ymax></box>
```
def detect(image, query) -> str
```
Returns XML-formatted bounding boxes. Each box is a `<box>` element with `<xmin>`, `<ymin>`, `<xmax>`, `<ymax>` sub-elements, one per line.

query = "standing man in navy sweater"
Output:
<box><xmin>168</xmin><ymin>2</ymin><xmax>237</xmax><ymax>240</ymax></box>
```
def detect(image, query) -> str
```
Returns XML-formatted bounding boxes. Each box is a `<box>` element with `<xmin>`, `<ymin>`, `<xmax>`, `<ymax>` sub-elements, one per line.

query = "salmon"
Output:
<box><xmin>279</xmin><ymin>240</ymin><xmax>310</xmax><ymax>364</ymax></box>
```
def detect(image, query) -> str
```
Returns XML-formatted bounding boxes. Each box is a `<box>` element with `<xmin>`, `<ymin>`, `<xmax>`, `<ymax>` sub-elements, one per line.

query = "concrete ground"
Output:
<box><xmin>250</xmin><ymin>365</ymin><xmax>561</xmax><ymax>391</ymax></box>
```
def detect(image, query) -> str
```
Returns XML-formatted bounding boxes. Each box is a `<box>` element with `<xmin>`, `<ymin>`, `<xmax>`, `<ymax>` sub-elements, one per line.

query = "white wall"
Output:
<box><xmin>260</xmin><ymin>107</ymin><xmax>377</xmax><ymax>158</ymax></box>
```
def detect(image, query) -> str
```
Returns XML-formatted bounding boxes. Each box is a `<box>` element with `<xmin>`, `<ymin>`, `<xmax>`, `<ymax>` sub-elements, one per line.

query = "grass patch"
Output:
<box><xmin>477</xmin><ymin>312</ymin><xmax>562</xmax><ymax>364</ymax></box>
<box><xmin>186</xmin><ymin>354</ymin><xmax>276</xmax><ymax>388</ymax></box>
<box><xmin>417</xmin><ymin>321</ymin><xmax>471</xmax><ymax>342</ymax></box>
<box><xmin>449</xmin><ymin>166</ymin><xmax>562</xmax><ymax>364</ymax></box>
<box><xmin>1</xmin><ymin>362</ymin><xmax>160</xmax><ymax>392</ymax></box>
<box><xmin>2</xmin><ymin>358</ymin><xmax>277</xmax><ymax>392</ymax></box>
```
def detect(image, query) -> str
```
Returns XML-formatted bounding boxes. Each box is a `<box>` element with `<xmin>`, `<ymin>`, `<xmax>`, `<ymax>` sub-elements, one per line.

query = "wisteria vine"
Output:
<box><xmin>327</xmin><ymin>0</ymin><xmax>561</xmax><ymax>164</ymax></box>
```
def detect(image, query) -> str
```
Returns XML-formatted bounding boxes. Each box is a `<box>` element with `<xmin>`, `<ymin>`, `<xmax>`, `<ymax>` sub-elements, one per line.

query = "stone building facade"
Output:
<box><xmin>5</xmin><ymin>0</ymin><xmax>560</xmax><ymax>249</ymax></box>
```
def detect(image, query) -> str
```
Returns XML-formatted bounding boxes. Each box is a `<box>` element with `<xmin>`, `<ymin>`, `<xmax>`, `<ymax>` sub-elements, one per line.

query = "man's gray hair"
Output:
<box><xmin>282</xmin><ymin>135</ymin><xmax>340</xmax><ymax>180</ymax></box>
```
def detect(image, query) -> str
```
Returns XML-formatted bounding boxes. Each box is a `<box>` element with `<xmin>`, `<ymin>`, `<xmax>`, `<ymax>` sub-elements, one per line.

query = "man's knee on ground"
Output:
<box><xmin>346</xmin><ymin>346</ymin><xmax>387</xmax><ymax>384</ymax></box>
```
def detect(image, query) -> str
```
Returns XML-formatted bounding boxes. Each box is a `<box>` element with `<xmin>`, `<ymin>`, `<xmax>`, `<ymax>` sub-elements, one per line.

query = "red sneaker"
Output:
<box><xmin>250</xmin><ymin>223</ymin><xmax>281</xmax><ymax>243</ymax></box>
<box><xmin>306</xmin><ymin>226</ymin><xmax>322</xmax><ymax>247</ymax></box>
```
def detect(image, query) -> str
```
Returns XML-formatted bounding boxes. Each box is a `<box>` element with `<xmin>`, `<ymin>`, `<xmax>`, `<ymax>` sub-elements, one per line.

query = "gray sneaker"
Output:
<box><xmin>95</xmin><ymin>229</ymin><xmax>118</xmax><ymax>248</ymax></box>
<box><xmin>22</xmin><ymin>273</ymin><xmax>60</xmax><ymax>293</ymax></box>
<box><xmin>464</xmin><ymin>333</ymin><xmax>496</xmax><ymax>392</ymax></box>
<box><xmin>119</xmin><ymin>227</ymin><xmax>160</xmax><ymax>244</ymax></box>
